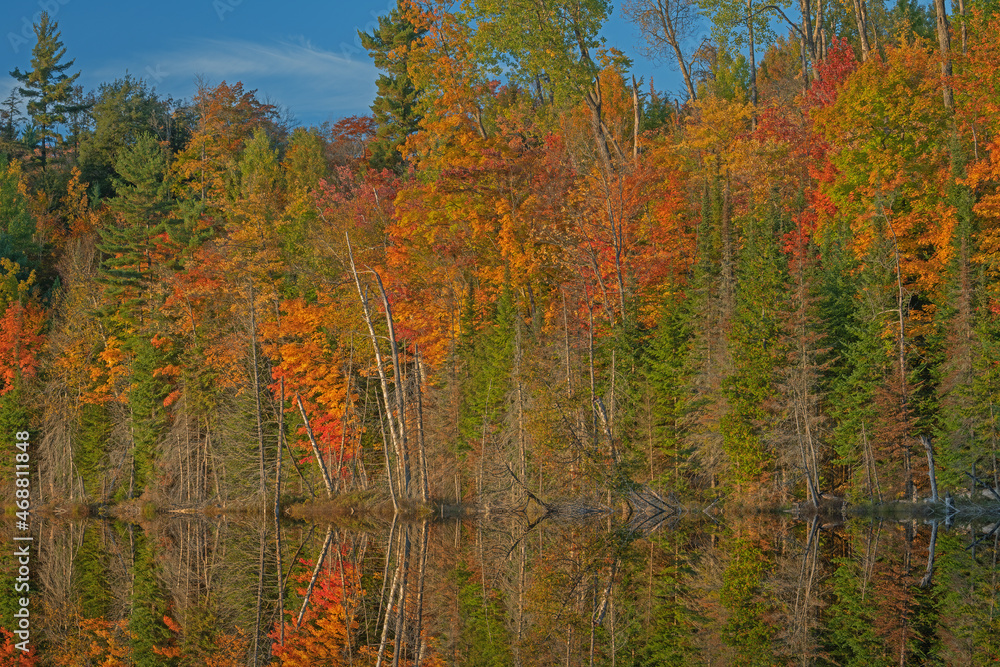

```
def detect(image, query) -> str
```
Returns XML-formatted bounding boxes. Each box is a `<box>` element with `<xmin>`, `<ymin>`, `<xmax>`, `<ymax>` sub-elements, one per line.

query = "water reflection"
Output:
<box><xmin>8</xmin><ymin>510</ymin><xmax>1000</xmax><ymax>664</ymax></box>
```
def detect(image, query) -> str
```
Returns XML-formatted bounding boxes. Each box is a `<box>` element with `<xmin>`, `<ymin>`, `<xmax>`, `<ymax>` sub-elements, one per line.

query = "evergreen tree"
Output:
<box><xmin>631</xmin><ymin>531</ymin><xmax>704</xmax><ymax>665</ymax></box>
<box><xmin>0</xmin><ymin>158</ymin><xmax>37</xmax><ymax>273</ymax></box>
<box><xmin>129</xmin><ymin>532</ymin><xmax>177</xmax><ymax>666</ymax></box>
<box><xmin>74</xmin><ymin>402</ymin><xmax>111</xmax><ymax>500</ymax></box>
<box><xmin>9</xmin><ymin>11</ymin><xmax>83</xmax><ymax>169</ymax></box>
<box><xmin>360</xmin><ymin>1</ymin><xmax>425</xmax><ymax>173</ymax></box>
<box><xmin>78</xmin><ymin>75</ymin><xmax>179</xmax><ymax>198</ymax></box>
<box><xmin>97</xmin><ymin>133</ymin><xmax>176</xmax><ymax>330</ymax></box>
<box><xmin>820</xmin><ymin>556</ymin><xmax>893</xmax><ymax>666</ymax></box>
<box><xmin>127</xmin><ymin>338</ymin><xmax>170</xmax><ymax>496</ymax></box>
<box><xmin>96</xmin><ymin>134</ymin><xmax>178</xmax><ymax>496</ymax></box>
<box><xmin>0</xmin><ymin>91</ymin><xmax>22</xmax><ymax>159</ymax></box>
<box><xmin>643</xmin><ymin>295</ymin><xmax>696</xmax><ymax>488</ymax></box>
<box><xmin>454</xmin><ymin>562</ymin><xmax>513</xmax><ymax>666</ymax></box>
<box><xmin>721</xmin><ymin>211</ymin><xmax>787</xmax><ymax>487</ymax></box>
<box><xmin>459</xmin><ymin>283</ymin><xmax>517</xmax><ymax>454</ymax></box>
<box><xmin>73</xmin><ymin>527</ymin><xmax>113</xmax><ymax>619</ymax></box>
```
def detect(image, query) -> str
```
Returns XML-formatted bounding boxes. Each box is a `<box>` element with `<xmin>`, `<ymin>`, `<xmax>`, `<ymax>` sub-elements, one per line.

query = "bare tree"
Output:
<box><xmin>623</xmin><ymin>0</ymin><xmax>703</xmax><ymax>103</ymax></box>
<box><xmin>932</xmin><ymin>0</ymin><xmax>954</xmax><ymax>111</ymax></box>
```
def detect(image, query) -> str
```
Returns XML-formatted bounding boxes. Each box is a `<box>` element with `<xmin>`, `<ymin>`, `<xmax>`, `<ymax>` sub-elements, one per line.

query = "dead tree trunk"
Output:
<box><xmin>921</xmin><ymin>435</ymin><xmax>939</xmax><ymax>503</ymax></box>
<box><xmin>296</xmin><ymin>527</ymin><xmax>334</xmax><ymax>628</ymax></box>
<box><xmin>275</xmin><ymin>379</ymin><xmax>286</xmax><ymax>645</ymax></box>
<box><xmin>296</xmin><ymin>394</ymin><xmax>334</xmax><ymax>498</ymax></box>
<box><xmin>373</xmin><ymin>271</ymin><xmax>412</xmax><ymax>497</ymax></box>
<box><xmin>347</xmin><ymin>233</ymin><xmax>405</xmax><ymax>507</ymax></box>
<box><xmin>852</xmin><ymin>0</ymin><xmax>872</xmax><ymax>61</ymax></box>
<box><xmin>933</xmin><ymin>0</ymin><xmax>954</xmax><ymax>111</ymax></box>
<box><xmin>414</xmin><ymin>345</ymin><xmax>429</xmax><ymax>504</ymax></box>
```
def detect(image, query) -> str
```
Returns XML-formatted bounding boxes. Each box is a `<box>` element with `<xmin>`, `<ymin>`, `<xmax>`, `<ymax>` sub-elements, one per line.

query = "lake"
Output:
<box><xmin>9</xmin><ymin>508</ymin><xmax>1000</xmax><ymax>665</ymax></box>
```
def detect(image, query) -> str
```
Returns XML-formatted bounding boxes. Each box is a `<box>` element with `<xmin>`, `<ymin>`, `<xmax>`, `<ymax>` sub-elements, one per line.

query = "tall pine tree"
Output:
<box><xmin>360</xmin><ymin>1</ymin><xmax>425</xmax><ymax>173</ymax></box>
<box><xmin>9</xmin><ymin>11</ymin><xmax>82</xmax><ymax>169</ymax></box>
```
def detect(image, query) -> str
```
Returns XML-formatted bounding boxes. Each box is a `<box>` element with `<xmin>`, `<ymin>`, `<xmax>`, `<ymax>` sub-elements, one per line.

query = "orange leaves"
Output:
<box><xmin>640</xmin><ymin>141</ymin><xmax>697</xmax><ymax>301</ymax></box>
<box><xmin>171</xmin><ymin>81</ymin><xmax>278</xmax><ymax>210</ymax></box>
<box><xmin>271</xmin><ymin>551</ymin><xmax>359</xmax><ymax>666</ymax></box>
<box><xmin>959</xmin><ymin>12</ymin><xmax>1000</xmax><ymax>285</ymax></box>
<box><xmin>392</xmin><ymin>108</ymin><xmax>578</xmax><ymax>359</ymax></box>
<box><xmin>158</xmin><ymin>614</ymin><xmax>248</xmax><ymax>667</ymax></box>
<box><xmin>87</xmin><ymin>335</ymin><xmax>129</xmax><ymax>403</ymax></box>
<box><xmin>265</xmin><ymin>296</ymin><xmax>349</xmax><ymax>413</ymax></box>
<box><xmin>263</xmin><ymin>294</ymin><xmax>355</xmax><ymax>465</ymax></box>
<box><xmin>404</xmin><ymin>0</ymin><xmax>493</xmax><ymax>156</ymax></box>
<box><xmin>48</xmin><ymin>616</ymin><xmax>132</xmax><ymax>667</ymax></box>
<box><xmin>0</xmin><ymin>258</ymin><xmax>46</xmax><ymax>394</ymax></box>
<box><xmin>327</xmin><ymin>115</ymin><xmax>377</xmax><ymax>166</ymax></box>
<box><xmin>968</xmin><ymin>137</ymin><xmax>1000</xmax><ymax>282</ymax></box>
<box><xmin>271</xmin><ymin>603</ymin><xmax>355</xmax><ymax>666</ymax></box>
<box><xmin>0</xmin><ymin>629</ymin><xmax>38</xmax><ymax>666</ymax></box>
<box><xmin>160</xmin><ymin>245</ymin><xmax>246</xmax><ymax>391</ymax></box>
<box><xmin>813</xmin><ymin>41</ymin><xmax>955</xmax><ymax>294</ymax></box>
<box><xmin>201</xmin><ymin>629</ymin><xmax>249</xmax><ymax>667</ymax></box>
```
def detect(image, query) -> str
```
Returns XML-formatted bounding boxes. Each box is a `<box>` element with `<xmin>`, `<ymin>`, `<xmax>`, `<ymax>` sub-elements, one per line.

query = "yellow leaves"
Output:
<box><xmin>62</xmin><ymin>168</ymin><xmax>101</xmax><ymax>237</ymax></box>
<box><xmin>202</xmin><ymin>628</ymin><xmax>250</xmax><ymax>667</ymax></box>
<box><xmin>683</xmin><ymin>95</ymin><xmax>754</xmax><ymax>165</ymax></box>
<box><xmin>88</xmin><ymin>336</ymin><xmax>129</xmax><ymax>403</ymax></box>
<box><xmin>0</xmin><ymin>258</ymin><xmax>36</xmax><ymax>310</ymax></box>
<box><xmin>203</xmin><ymin>331</ymin><xmax>245</xmax><ymax>391</ymax></box>
<box><xmin>1</xmin><ymin>158</ymin><xmax>27</xmax><ymax>197</ymax></box>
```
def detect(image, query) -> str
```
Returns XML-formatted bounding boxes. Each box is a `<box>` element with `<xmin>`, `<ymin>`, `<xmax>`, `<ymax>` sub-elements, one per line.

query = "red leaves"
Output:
<box><xmin>0</xmin><ymin>301</ymin><xmax>45</xmax><ymax>394</ymax></box>
<box><xmin>327</xmin><ymin>114</ymin><xmax>377</xmax><ymax>165</ymax></box>
<box><xmin>270</xmin><ymin>550</ymin><xmax>358</xmax><ymax>665</ymax></box>
<box><xmin>804</xmin><ymin>37</ymin><xmax>858</xmax><ymax>113</ymax></box>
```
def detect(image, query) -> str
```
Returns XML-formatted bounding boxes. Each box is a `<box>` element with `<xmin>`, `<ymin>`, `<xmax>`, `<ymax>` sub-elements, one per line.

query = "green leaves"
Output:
<box><xmin>467</xmin><ymin>0</ymin><xmax>610</xmax><ymax>105</ymax></box>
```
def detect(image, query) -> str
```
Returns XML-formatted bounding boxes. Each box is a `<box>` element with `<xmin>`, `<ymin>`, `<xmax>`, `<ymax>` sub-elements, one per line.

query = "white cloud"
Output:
<box><xmin>93</xmin><ymin>36</ymin><xmax>378</xmax><ymax>125</ymax></box>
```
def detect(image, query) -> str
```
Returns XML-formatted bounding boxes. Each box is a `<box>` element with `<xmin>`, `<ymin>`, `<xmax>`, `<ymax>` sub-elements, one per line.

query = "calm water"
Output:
<box><xmin>9</xmin><ymin>509</ymin><xmax>1000</xmax><ymax>665</ymax></box>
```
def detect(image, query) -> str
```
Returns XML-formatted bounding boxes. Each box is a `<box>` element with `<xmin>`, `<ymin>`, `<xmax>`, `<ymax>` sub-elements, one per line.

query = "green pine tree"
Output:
<box><xmin>73</xmin><ymin>527</ymin><xmax>113</xmax><ymax>619</ymax></box>
<box><xmin>360</xmin><ymin>1</ymin><xmax>425</xmax><ymax>173</ymax></box>
<box><xmin>0</xmin><ymin>157</ymin><xmax>38</xmax><ymax>274</ymax></box>
<box><xmin>126</xmin><ymin>337</ymin><xmax>171</xmax><ymax>496</ymax></box>
<box><xmin>97</xmin><ymin>133</ymin><xmax>176</xmax><ymax>331</ymax></box>
<box><xmin>74</xmin><ymin>402</ymin><xmax>111</xmax><ymax>500</ymax></box>
<box><xmin>9</xmin><ymin>11</ymin><xmax>83</xmax><ymax>170</ymax></box>
<box><xmin>721</xmin><ymin>211</ymin><xmax>787</xmax><ymax>487</ymax></box>
<box><xmin>459</xmin><ymin>283</ymin><xmax>517</xmax><ymax>454</ymax></box>
<box><xmin>78</xmin><ymin>75</ymin><xmax>178</xmax><ymax>198</ymax></box>
<box><xmin>129</xmin><ymin>532</ymin><xmax>177</xmax><ymax>666</ymax></box>
<box><xmin>643</xmin><ymin>295</ymin><xmax>697</xmax><ymax>489</ymax></box>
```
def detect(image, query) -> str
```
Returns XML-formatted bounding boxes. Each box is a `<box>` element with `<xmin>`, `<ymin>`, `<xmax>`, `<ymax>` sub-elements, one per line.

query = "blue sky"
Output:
<box><xmin>1</xmin><ymin>0</ymin><xmax>690</xmax><ymax>129</ymax></box>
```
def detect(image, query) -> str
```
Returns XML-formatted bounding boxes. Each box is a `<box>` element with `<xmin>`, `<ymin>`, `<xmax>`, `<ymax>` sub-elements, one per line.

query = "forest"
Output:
<box><xmin>1</xmin><ymin>0</ymin><xmax>1000</xmax><ymax>662</ymax></box>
